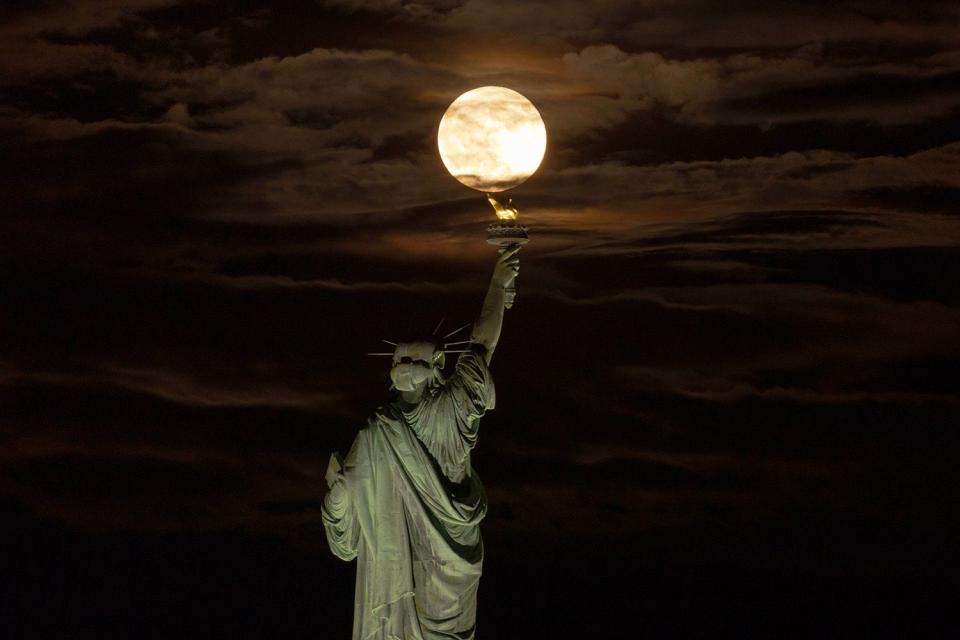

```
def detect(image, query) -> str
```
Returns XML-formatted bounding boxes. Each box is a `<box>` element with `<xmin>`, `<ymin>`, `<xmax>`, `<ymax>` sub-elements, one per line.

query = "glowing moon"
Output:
<box><xmin>438</xmin><ymin>86</ymin><xmax>546</xmax><ymax>192</ymax></box>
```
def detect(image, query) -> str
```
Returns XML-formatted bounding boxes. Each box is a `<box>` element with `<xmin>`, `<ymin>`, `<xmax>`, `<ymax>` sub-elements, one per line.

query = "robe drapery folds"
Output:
<box><xmin>322</xmin><ymin>347</ymin><xmax>496</xmax><ymax>640</ymax></box>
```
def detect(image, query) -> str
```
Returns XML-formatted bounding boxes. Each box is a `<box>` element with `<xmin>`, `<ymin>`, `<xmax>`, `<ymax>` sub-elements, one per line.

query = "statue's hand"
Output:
<box><xmin>492</xmin><ymin>244</ymin><xmax>521</xmax><ymax>287</ymax></box>
<box><xmin>325</xmin><ymin>451</ymin><xmax>345</xmax><ymax>490</ymax></box>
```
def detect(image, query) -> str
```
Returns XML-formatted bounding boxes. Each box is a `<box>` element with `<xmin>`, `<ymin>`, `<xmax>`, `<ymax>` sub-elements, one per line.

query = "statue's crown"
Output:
<box><xmin>366</xmin><ymin>318</ymin><xmax>472</xmax><ymax>358</ymax></box>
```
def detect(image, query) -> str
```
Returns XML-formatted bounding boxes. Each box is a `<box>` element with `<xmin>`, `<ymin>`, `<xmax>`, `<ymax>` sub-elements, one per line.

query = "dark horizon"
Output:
<box><xmin>2</xmin><ymin>1</ymin><xmax>959</xmax><ymax>637</ymax></box>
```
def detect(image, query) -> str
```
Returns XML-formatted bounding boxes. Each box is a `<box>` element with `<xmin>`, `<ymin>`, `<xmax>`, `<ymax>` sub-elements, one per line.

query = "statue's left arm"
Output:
<box><xmin>321</xmin><ymin>440</ymin><xmax>363</xmax><ymax>561</ymax></box>
<box><xmin>470</xmin><ymin>244</ymin><xmax>520</xmax><ymax>366</ymax></box>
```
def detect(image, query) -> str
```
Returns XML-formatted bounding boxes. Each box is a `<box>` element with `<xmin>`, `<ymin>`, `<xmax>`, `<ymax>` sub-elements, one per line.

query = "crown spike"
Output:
<box><xmin>432</xmin><ymin>316</ymin><xmax>446</xmax><ymax>336</ymax></box>
<box><xmin>442</xmin><ymin>321</ymin><xmax>472</xmax><ymax>340</ymax></box>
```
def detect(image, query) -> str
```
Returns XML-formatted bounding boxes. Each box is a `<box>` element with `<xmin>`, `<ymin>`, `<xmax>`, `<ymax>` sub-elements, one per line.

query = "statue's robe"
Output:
<box><xmin>322</xmin><ymin>348</ymin><xmax>496</xmax><ymax>640</ymax></box>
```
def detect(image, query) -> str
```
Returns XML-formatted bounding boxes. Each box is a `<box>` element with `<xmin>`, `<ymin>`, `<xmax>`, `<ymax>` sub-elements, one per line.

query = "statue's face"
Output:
<box><xmin>390</xmin><ymin>341</ymin><xmax>441</xmax><ymax>392</ymax></box>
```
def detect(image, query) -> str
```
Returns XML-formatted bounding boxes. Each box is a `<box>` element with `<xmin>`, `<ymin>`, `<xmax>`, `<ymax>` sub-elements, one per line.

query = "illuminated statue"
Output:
<box><xmin>322</xmin><ymin>245</ymin><xmax>521</xmax><ymax>640</ymax></box>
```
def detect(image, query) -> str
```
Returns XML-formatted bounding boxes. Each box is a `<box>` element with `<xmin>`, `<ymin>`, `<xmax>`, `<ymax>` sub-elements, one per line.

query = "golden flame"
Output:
<box><xmin>487</xmin><ymin>194</ymin><xmax>518</xmax><ymax>220</ymax></box>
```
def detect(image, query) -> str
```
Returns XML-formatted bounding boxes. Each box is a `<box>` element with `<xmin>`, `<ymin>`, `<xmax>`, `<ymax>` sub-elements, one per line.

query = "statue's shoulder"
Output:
<box><xmin>346</xmin><ymin>414</ymin><xmax>381</xmax><ymax>453</ymax></box>
<box><xmin>368</xmin><ymin>402</ymin><xmax>400</xmax><ymax>425</ymax></box>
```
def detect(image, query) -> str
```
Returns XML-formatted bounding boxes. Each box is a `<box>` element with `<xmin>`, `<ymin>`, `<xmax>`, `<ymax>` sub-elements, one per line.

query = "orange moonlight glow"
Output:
<box><xmin>438</xmin><ymin>86</ymin><xmax>547</xmax><ymax>192</ymax></box>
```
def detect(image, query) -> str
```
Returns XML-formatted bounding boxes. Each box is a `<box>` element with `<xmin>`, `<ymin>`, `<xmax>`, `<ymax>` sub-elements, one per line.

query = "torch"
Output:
<box><xmin>437</xmin><ymin>86</ymin><xmax>546</xmax><ymax>308</ymax></box>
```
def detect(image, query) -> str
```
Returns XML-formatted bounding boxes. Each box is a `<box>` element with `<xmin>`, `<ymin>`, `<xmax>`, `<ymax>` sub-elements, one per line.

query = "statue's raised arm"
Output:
<box><xmin>470</xmin><ymin>244</ymin><xmax>520</xmax><ymax>365</ymax></box>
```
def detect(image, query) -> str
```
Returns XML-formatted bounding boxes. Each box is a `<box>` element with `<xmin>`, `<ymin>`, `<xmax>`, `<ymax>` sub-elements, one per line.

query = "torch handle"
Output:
<box><xmin>504</xmin><ymin>282</ymin><xmax>517</xmax><ymax>309</ymax></box>
<box><xmin>499</xmin><ymin>243</ymin><xmax>520</xmax><ymax>309</ymax></box>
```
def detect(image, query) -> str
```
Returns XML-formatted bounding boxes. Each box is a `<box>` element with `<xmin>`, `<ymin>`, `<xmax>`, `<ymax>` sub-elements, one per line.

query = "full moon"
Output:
<box><xmin>438</xmin><ymin>86</ymin><xmax>546</xmax><ymax>193</ymax></box>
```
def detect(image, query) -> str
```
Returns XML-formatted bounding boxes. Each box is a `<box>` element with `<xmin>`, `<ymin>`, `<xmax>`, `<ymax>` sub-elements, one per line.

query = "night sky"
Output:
<box><xmin>2</xmin><ymin>2</ymin><xmax>960</xmax><ymax>637</ymax></box>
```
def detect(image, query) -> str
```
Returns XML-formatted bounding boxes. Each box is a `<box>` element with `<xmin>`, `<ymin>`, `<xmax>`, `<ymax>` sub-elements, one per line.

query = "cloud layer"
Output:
<box><xmin>2</xmin><ymin>0</ymin><xmax>959</xmax><ymax>591</ymax></box>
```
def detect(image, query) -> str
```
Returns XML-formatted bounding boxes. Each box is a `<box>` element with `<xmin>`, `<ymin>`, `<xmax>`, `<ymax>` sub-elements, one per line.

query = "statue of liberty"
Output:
<box><xmin>322</xmin><ymin>244</ymin><xmax>521</xmax><ymax>639</ymax></box>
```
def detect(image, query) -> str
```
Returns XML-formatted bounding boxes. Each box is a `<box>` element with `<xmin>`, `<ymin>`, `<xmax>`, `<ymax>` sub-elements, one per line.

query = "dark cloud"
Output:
<box><xmin>855</xmin><ymin>184</ymin><xmax>960</xmax><ymax>214</ymax></box>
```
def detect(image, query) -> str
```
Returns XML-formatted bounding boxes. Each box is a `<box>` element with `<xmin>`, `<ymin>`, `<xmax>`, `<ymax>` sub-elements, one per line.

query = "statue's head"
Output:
<box><xmin>389</xmin><ymin>339</ymin><xmax>446</xmax><ymax>392</ymax></box>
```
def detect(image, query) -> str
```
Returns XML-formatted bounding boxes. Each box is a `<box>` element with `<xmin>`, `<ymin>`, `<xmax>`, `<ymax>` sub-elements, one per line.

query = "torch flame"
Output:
<box><xmin>486</xmin><ymin>193</ymin><xmax>519</xmax><ymax>220</ymax></box>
